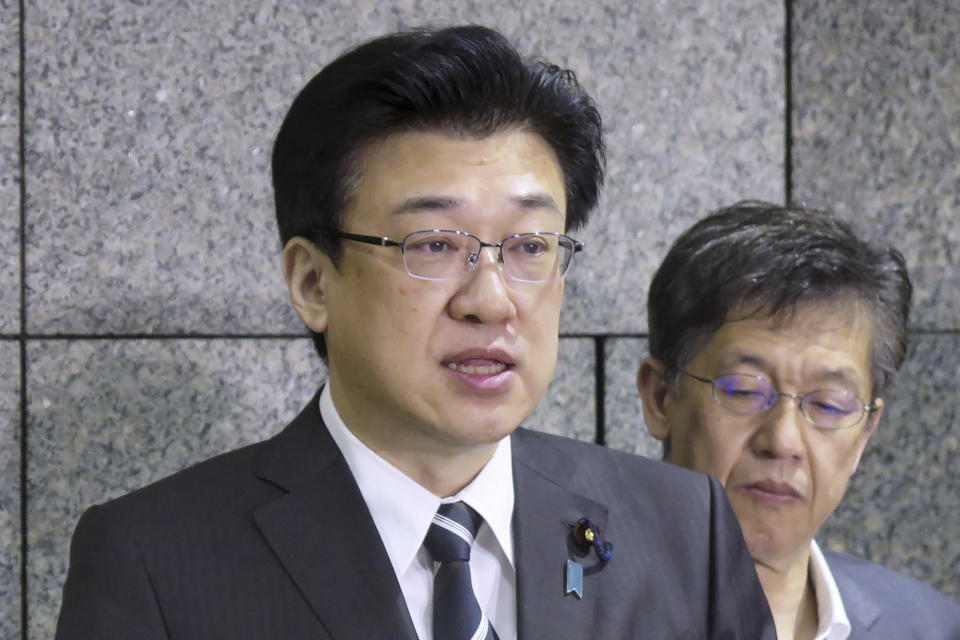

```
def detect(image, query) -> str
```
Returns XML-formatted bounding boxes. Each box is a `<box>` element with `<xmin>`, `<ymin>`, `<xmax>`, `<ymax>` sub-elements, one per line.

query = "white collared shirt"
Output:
<box><xmin>320</xmin><ymin>386</ymin><xmax>517</xmax><ymax>640</ymax></box>
<box><xmin>810</xmin><ymin>539</ymin><xmax>852</xmax><ymax>640</ymax></box>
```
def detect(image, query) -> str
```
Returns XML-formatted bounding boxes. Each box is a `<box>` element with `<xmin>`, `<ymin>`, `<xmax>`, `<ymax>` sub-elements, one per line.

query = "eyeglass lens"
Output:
<box><xmin>400</xmin><ymin>231</ymin><xmax>574</xmax><ymax>282</ymax></box>
<box><xmin>712</xmin><ymin>373</ymin><xmax>866</xmax><ymax>429</ymax></box>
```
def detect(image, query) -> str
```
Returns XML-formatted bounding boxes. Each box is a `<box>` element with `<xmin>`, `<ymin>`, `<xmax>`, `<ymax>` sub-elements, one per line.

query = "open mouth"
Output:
<box><xmin>445</xmin><ymin>361</ymin><xmax>509</xmax><ymax>375</ymax></box>
<box><xmin>441</xmin><ymin>351</ymin><xmax>517</xmax><ymax>390</ymax></box>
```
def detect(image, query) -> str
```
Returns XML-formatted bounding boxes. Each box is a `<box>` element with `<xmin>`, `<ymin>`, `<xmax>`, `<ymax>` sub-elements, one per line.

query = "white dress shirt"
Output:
<box><xmin>320</xmin><ymin>386</ymin><xmax>517</xmax><ymax>640</ymax></box>
<box><xmin>810</xmin><ymin>539</ymin><xmax>852</xmax><ymax>640</ymax></box>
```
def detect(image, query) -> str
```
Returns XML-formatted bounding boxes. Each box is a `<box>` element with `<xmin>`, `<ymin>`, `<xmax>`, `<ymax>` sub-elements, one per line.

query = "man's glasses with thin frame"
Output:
<box><xmin>315</xmin><ymin>228</ymin><xmax>583</xmax><ymax>283</ymax></box>
<box><xmin>678</xmin><ymin>370</ymin><xmax>879</xmax><ymax>430</ymax></box>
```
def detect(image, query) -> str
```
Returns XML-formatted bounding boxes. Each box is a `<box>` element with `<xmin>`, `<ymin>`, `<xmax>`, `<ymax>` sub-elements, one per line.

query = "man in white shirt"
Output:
<box><xmin>638</xmin><ymin>201</ymin><xmax>960</xmax><ymax>640</ymax></box>
<box><xmin>56</xmin><ymin>26</ymin><xmax>775</xmax><ymax>639</ymax></box>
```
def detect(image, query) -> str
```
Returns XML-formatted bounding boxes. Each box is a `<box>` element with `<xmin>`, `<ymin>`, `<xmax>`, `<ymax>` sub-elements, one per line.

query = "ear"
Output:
<box><xmin>850</xmin><ymin>396</ymin><xmax>883</xmax><ymax>473</ymax></box>
<box><xmin>637</xmin><ymin>357</ymin><xmax>673</xmax><ymax>442</ymax></box>
<box><xmin>282</xmin><ymin>237</ymin><xmax>331</xmax><ymax>333</ymax></box>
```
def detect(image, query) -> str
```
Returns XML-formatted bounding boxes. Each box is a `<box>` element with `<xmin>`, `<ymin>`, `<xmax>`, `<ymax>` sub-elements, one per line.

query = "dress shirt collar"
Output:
<box><xmin>809</xmin><ymin>539</ymin><xmax>852</xmax><ymax>640</ymax></box>
<box><xmin>319</xmin><ymin>385</ymin><xmax>515</xmax><ymax>579</ymax></box>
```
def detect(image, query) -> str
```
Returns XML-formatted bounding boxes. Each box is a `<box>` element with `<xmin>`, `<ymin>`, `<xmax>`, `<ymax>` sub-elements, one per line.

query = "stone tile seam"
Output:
<box><xmin>18</xmin><ymin>0</ymin><xmax>29</xmax><ymax>636</ymax></box>
<box><xmin>785</xmin><ymin>0</ymin><xmax>794</xmax><ymax>205</ymax></box>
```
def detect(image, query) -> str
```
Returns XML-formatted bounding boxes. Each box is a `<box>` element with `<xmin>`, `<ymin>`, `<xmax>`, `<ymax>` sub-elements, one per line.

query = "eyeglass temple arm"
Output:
<box><xmin>316</xmin><ymin>229</ymin><xmax>401</xmax><ymax>247</ymax></box>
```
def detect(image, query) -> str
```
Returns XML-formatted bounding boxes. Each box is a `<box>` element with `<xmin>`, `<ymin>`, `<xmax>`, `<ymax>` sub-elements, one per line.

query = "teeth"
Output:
<box><xmin>446</xmin><ymin>362</ymin><xmax>507</xmax><ymax>375</ymax></box>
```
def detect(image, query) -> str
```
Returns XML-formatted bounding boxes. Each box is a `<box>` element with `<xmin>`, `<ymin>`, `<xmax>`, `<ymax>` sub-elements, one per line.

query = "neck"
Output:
<box><xmin>755</xmin><ymin>546</ymin><xmax>819</xmax><ymax>640</ymax></box>
<box><xmin>343</xmin><ymin>411</ymin><xmax>499</xmax><ymax>496</ymax></box>
<box><xmin>327</xmin><ymin>378</ymin><xmax>501</xmax><ymax>497</ymax></box>
<box><xmin>377</xmin><ymin>441</ymin><xmax>499</xmax><ymax>497</ymax></box>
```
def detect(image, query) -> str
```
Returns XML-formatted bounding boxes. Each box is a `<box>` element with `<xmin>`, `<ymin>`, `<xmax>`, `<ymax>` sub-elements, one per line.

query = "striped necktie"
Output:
<box><xmin>423</xmin><ymin>502</ymin><xmax>499</xmax><ymax>640</ymax></box>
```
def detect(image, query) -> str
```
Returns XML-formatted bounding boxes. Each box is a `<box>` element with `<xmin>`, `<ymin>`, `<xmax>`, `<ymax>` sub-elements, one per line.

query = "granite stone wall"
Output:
<box><xmin>3</xmin><ymin>1</ymin><xmax>956</xmax><ymax>637</ymax></box>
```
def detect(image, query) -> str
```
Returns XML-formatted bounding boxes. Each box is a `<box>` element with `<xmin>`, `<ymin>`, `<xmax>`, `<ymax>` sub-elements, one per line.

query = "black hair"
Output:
<box><xmin>272</xmin><ymin>25</ymin><xmax>605</xmax><ymax>360</ymax></box>
<box><xmin>648</xmin><ymin>201</ymin><xmax>912</xmax><ymax>400</ymax></box>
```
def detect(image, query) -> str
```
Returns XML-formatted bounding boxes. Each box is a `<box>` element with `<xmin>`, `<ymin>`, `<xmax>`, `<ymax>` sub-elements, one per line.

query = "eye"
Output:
<box><xmin>715</xmin><ymin>376</ymin><xmax>765</xmax><ymax>398</ymax></box>
<box><xmin>808</xmin><ymin>399</ymin><xmax>854</xmax><ymax>416</ymax></box>
<box><xmin>520</xmin><ymin>240</ymin><xmax>547</xmax><ymax>255</ymax></box>
<box><xmin>728</xmin><ymin>388</ymin><xmax>765</xmax><ymax>398</ymax></box>
<box><xmin>407</xmin><ymin>235</ymin><xmax>461</xmax><ymax>254</ymax></box>
<box><xmin>713</xmin><ymin>373</ymin><xmax>776</xmax><ymax>412</ymax></box>
<box><xmin>803</xmin><ymin>390</ymin><xmax>864</xmax><ymax>426</ymax></box>
<box><xmin>507</xmin><ymin>236</ymin><xmax>552</xmax><ymax>258</ymax></box>
<box><xmin>425</xmin><ymin>239</ymin><xmax>455</xmax><ymax>253</ymax></box>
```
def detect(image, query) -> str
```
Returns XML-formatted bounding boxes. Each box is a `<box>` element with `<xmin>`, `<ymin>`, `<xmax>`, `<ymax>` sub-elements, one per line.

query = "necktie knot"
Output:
<box><xmin>422</xmin><ymin>501</ymin><xmax>499</xmax><ymax>639</ymax></box>
<box><xmin>424</xmin><ymin>501</ymin><xmax>483</xmax><ymax>564</ymax></box>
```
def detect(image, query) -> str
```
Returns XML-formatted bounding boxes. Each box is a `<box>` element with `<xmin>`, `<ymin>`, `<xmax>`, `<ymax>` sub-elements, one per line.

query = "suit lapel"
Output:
<box><xmin>512</xmin><ymin>429</ymin><xmax>608</xmax><ymax>639</ymax></box>
<box><xmin>826</xmin><ymin>552</ymin><xmax>881</xmax><ymax>635</ymax></box>
<box><xmin>251</xmin><ymin>395</ymin><xmax>418</xmax><ymax>640</ymax></box>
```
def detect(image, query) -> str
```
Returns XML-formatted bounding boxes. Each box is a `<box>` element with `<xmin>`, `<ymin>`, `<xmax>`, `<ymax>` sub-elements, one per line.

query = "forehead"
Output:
<box><xmin>344</xmin><ymin>129</ymin><xmax>567</xmax><ymax>227</ymax></box>
<box><xmin>694</xmin><ymin>302</ymin><xmax>875</xmax><ymax>386</ymax></box>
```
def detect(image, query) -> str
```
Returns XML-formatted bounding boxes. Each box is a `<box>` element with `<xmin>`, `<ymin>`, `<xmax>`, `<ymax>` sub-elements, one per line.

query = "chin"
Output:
<box><xmin>460</xmin><ymin>417</ymin><xmax>521</xmax><ymax>443</ymax></box>
<box><xmin>428</xmin><ymin>408</ymin><xmax>514</xmax><ymax>442</ymax></box>
<box><xmin>747</xmin><ymin>531</ymin><xmax>809</xmax><ymax>567</ymax></box>
<box><xmin>741</xmin><ymin>529</ymin><xmax>779</xmax><ymax>559</ymax></box>
<box><xmin>463</xmin><ymin>396</ymin><xmax>530</xmax><ymax>424</ymax></box>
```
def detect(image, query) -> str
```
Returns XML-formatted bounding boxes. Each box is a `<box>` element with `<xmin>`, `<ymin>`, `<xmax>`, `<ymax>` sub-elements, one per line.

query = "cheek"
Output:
<box><xmin>379</xmin><ymin>272</ymin><xmax>448</xmax><ymax>320</ymax></box>
<box><xmin>333</xmin><ymin>275</ymin><xmax>433</xmax><ymax>350</ymax></box>
<box><xmin>520</xmin><ymin>283</ymin><xmax>563</xmax><ymax>326</ymax></box>
<box><xmin>391</xmin><ymin>285</ymin><xmax>421</xmax><ymax>326</ymax></box>
<box><xmin>698</xmin><ymin>439</ymin><xmax>744</xmax><ymax>486</ymax></box>
<box><xmin>671</xmin><ymin>410</ymin><xmax>743</xmax><ymax>484</ymax></box>
<box><xmin>811</xmin><ymin>435</ymin><xmax>863</xmax><ymax>499</ymax></box>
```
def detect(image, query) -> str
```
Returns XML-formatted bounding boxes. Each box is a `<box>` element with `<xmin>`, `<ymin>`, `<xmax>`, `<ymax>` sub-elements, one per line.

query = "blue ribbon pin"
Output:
<box><xmin>565</xmin><ymin>559</ymin><xmax>583</xmax><ymax>598</ymax></box>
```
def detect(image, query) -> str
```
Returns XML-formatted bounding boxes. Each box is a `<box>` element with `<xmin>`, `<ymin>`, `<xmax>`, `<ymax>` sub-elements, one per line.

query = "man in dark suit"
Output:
<box><xmin>638</xmin><ymin>201</ymin><xmax>960</xmax><ymax>639</ymax></box>
<box><xmin>56</xmin><ymin>26</ymin><xmax>775</xmax><ymax>639</ymax></box>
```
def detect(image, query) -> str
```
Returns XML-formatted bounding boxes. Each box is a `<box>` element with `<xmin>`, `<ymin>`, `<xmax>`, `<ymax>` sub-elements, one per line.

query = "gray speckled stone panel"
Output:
<box><xmin>602</xmin><ymin>337</ymin><xmax>662</xmax><ymax>458</ymax></box>
<box><xmin>819</xmin><ymin>333</ymin><xmax>960</xmax><ymax>602</ymax></box>
<box><xmin>24</xmin><ymin>2</ymin><xmax>300</xmax><ymax>334</ymax></box>
<box><xmin>792</xmin><ymin>1</ymin><xmax>960</xmax><ymax>330</ymax></box>
<box><xmin>25</xmin><ymin>0</ymin><xmax>783</xmax><ymax>336</ymax></box>
<box><xmin>560</xmin><ymin>0</ymin><xmax>784</xmax><ymax>334</ymax></box>
<box><xmin>26</xmin><ymin>338</ymin><xmax>323</xmax><ymax>639</ymax></box>
<box><xmin>1</xmin><ymin>1</ymin><xmax>19</xmax><ymax>334</ymax></box>
<box><xmin>0</xmin><ymin>341</ymin><xmax>21</xmax><ymax>639</ymax></box>
<box><xmin>525</xmin><ymin>337</ymin><xmax>595</xmax><ymax>442</ymax></box>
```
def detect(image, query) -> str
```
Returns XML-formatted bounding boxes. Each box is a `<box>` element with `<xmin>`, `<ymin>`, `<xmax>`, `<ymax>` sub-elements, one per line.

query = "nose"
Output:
<box><xmin>750</xmin><ymin>394</ymin><xmax>806</xmax><ymax>462</ymax></box>
<box><xmin>448</xmin><ymin>247</ymin><xmax>518</xmax><ymax>324</ymax></box>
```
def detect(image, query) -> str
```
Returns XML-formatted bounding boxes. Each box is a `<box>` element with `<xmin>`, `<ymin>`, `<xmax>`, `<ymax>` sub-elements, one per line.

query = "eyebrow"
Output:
<box><xmin>719</xmin><ymin>351</ymin><xmax>863</xmax><ymax>389</ymax></box>
<box><xmin>718</xmin><ymin>353</ymin><xmax>768</xmax><ymax>371</ymax></box>
<box><xmin>390</xmin><ymin>192</ymin><xmax>562</xmax><ymax>216</ymax></box>
<box><xmin>513</xmin><ymin>192</ymin><xmax>562</xmax><ymax>213</ymax></box>
<box><xmin>808</xmin><ymin>367</ymin><xmax>863</xmax><ymax>389</ymax></box>
<box><xmin>391</xmin><ymin>196</ymin><xmax>461</xmax><ymax>215</ymax></box>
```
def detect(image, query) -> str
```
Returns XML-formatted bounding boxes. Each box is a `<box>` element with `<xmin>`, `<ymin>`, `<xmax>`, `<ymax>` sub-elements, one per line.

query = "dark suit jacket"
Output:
<box><xmin>823</xmin><ymin>549</ymin><xmax>960</xmax><ymax>639</ymax></box>
<box><xmin>56</xmin><ymin>392</ymin><xmax>774</xmax><ymax>639</ymax></box>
